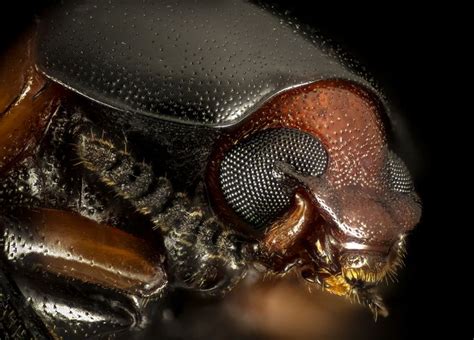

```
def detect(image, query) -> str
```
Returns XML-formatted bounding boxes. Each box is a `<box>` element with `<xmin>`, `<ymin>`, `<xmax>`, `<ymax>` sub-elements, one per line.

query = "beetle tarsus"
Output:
<box><xmin>76</xmin><ymin>132</ymin><xmax>173</xmax><ymax>216</ymax></box>
<box><xmin>76</xmin><ymin>133</ymin><xmax>248</xmax><ymax>294</ymax></box>
<box><xmin>156</xmin><ymin>195</ymin><xmax>248</xmax><ymax>293</ymax></box>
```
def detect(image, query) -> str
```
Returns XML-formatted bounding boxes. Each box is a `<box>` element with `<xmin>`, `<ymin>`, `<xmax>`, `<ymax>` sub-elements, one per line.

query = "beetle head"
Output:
<box><xmin>207</xmin><ymin>80</ymin><xmax>421</xmax><ymax>314</ymax></box>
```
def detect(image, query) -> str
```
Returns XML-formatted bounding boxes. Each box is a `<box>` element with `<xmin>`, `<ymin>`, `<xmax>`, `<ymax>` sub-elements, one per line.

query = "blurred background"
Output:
<box><xmin>0</xmin><ymin>1</ymin><xmax>463</xmax><ymax>339</ymax></box>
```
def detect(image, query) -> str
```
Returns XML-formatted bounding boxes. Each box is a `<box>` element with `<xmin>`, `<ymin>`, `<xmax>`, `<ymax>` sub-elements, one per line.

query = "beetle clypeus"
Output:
<box><xmin>0</xmin><ymin>0</ymin><xmax>421</xmax><ymax>338</ymax></box>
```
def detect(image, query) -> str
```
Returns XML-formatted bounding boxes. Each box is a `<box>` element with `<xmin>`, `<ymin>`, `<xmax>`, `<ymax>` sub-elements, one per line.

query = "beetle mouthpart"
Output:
<box><xmin>342</xmin><ymin>268</ymin><xmax>382</xmax><ymax>286</ymax></box>
<box><xmin>339</xmin><ymin>233</ymin><xmax>409</xmax><ymax>289</ymax></box>
<box><xmin>297</xmin><ymin>223</ymin><xmax>407</xmax><ymax>319</ymax></box>
<box><xmin>258</xmin><ymin>188</ymin><xmax>318</xmax><ymax>269</ymax></box>
<box><xmin>300</xmin><ymin>268</ymin><xmax>389</xmax><ymax>320</ymax></box>
<box><xmin>366</xmin><ymin>293</ymin><xmax>389</xmax><ymax>320</ymax></box>
<box><xmin>340</xmin><ymin>253</ymin><xmax>389</xmax><ymax>286</ymax></box>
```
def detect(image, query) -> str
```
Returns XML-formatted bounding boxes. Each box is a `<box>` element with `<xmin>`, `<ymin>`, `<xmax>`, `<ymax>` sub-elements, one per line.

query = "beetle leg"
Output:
<box><xmin>0</xmin><ymin>265</ymin><xmax>51</xmax><ymax>339</ymax></box>
<box><xmin>75</xmin><ymin>132</ymin><xmax>173</xmax><ymax>217</ymax></box>
<box><xmin>152</xmin><ymin>193</ymin><xmax>249</xmax><ymax>293</ymax></box>
<box><xmin>0</xmin><ymin>208</ymin><xmax>167</xmax><ymax>299</ymax></box>
<box><xmin>76</xmin><ymin>133</ymin><xmax>250</xmax><ymax>294</ymax></box>
<box><xmin>0</xmin><ymin>30</ymin><xmax>62</xmax><ymax>174</ymax></box>
<box><xmin>11</xmin><ymin>272</ymin><xmax>143</xmax><ymax>339</ymax></box>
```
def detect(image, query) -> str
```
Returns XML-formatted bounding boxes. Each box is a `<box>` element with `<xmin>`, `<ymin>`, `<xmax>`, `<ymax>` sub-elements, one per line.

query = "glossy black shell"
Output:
<box><xmin>37</xmin><ymin>0</ymin><xmax>375</xmax><ymax>127</ymax></box>
<box><xmin>36</xmin><ymin>0</ymin><xmax>382</xmax><ymax>185</ymax></box>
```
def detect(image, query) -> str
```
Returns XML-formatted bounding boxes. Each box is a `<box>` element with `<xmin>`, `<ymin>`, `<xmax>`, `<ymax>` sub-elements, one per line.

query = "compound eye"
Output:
<box><xmin>219</xmin><ymin>128</ymin><xmax>328</xmax><ymax>228</ymax></box>
<box><xmin>386</xmin><ymin>151</ymin><xmax>414</xmax><ymax>193</ymax></box>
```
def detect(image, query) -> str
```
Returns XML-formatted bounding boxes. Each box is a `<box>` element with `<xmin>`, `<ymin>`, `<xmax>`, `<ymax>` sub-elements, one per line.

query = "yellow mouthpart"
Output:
<box><xmin>323</xmin><ymin>274</ymin><xmax>351</xmax><ymax>296</ymax></box>
<box><xmin>321</xmin><ymin>267</ymin><xmax>387</xmax><ymax>297</ymax></box>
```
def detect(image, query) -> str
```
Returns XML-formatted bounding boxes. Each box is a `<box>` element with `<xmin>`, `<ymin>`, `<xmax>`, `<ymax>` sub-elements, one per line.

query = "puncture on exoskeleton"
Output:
<box><xmin>0</xmin><ymin>1</ymin><xmax>421</xmax><ymax>338</ymax></box>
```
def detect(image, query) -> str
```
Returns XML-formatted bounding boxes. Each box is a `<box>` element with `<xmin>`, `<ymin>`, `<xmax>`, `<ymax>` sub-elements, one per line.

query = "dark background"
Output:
<box><xmin>0</xmin><ymin>1</ymin><xmax>463</xmax><ymax>339</ymax></box>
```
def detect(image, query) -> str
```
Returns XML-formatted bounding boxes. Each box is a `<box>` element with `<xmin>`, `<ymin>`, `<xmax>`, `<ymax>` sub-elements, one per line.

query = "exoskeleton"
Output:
<box><xmin>0</xmin><ymin>1</ymin><xmax>421</xmax><ymax>338</ymax></box>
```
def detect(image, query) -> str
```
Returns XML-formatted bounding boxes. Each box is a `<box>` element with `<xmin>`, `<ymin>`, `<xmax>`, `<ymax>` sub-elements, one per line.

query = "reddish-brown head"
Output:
<box><xmin>207</xmin><ymin>80</ymin><xmax>421</xmax><ymax>310</ymax></box>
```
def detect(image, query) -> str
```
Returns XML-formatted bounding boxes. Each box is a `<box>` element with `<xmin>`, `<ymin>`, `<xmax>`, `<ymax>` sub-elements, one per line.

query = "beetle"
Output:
<box><xmin>0</xmin><ymin>0</ymin><xmax>421</xmax><ymax>338</ymax></box>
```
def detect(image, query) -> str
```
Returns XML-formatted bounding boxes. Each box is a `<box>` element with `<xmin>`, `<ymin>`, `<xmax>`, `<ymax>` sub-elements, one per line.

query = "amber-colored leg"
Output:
<box><xmin>1</xmin><ymin>208</ymin><xmax>167</xmax><ymax>299</ymax></box>
<box><xmin>0</xmin><ymin>30</ymin><xmax>62</xmax><ymax>174</ymax></box>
